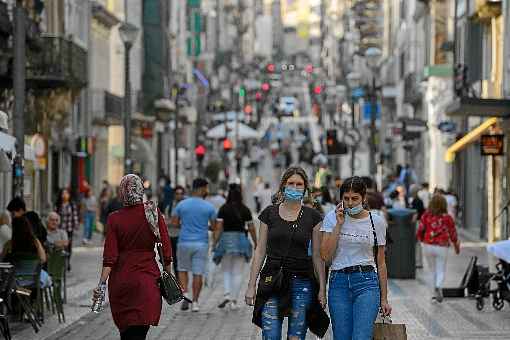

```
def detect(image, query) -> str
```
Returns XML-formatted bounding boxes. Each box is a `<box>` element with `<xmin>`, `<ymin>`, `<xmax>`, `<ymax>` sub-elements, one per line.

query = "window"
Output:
<box><xmin>66</xmin><ymin>0</ymin><xmax>88</xmax><ymax>47</ymax></box>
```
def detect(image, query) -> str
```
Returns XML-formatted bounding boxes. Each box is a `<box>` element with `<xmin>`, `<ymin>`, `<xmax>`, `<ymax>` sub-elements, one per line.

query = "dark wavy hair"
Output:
<box><xmin>339</xmin><ymin>176</ymin><xmax>367</xmax><ymax>200</ymax></box>
<box><xmin>273</xmin><ymin>166</ymin><xmax>310</xmax><ymax>204</ymax></box>
<box><xmin>11</xmin><ymin>216</ymin><xmax>37</xmax><ymax>254</ymax></box>
<box><xmin>226</xmin><ymin>184</ymin><xmax>243</xmax><ymax>205</ymax></box>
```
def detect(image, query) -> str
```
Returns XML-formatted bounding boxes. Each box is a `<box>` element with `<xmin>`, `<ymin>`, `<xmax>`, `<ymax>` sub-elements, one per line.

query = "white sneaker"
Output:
<box><xmin>191</xmin><ymin>302</ymin><xmax>200</xmax><ymax>312</ymax></box>
<box><xmin>229</xmin><ymin>301</ymin><xmax>238</xmax><ymax>310</ymax></box>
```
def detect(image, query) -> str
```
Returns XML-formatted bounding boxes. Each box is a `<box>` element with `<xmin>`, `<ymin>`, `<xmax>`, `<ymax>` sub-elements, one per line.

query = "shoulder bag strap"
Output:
<box><xmin>368</xmin><ymin>212</ymin><xmax>378</xmax><ymax>270</ymax></box>
<box><xmin>279</xmin><ymin>206</ymin><xmax>303</xmax><ymax>269</ymax></box>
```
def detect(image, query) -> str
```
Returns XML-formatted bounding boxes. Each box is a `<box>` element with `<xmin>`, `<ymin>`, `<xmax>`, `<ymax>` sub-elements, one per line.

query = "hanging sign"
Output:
<box><xmin>481</xmin><ymin>134</ymin><xmax>504</xmax><ymax>156</ymax></box>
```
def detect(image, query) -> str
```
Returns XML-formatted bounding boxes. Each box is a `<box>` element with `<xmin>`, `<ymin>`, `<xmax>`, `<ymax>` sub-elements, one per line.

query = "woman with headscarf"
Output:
<box><xmin>92</xmin><ymin>174</ymin><xmax>172</xmax><ymax>340</ymax></box>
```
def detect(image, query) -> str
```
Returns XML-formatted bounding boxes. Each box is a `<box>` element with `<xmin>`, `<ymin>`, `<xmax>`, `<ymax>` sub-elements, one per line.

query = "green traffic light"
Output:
<box><xmin>239</xmin><ymin>87</ymin><xmax>246</xmax><ymax>97</ymax></box>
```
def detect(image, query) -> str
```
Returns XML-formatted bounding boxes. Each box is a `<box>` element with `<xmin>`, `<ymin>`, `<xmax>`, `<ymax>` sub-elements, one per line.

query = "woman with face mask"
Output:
<box><xmin>320</xmin><ymin>176</ymin><xmax>392</xmax><ymax>340</ymax></box>
<box><xmin>245</xmin><ymin>167</ymin><xmax>329</xmax><ymax>339</ymax></box>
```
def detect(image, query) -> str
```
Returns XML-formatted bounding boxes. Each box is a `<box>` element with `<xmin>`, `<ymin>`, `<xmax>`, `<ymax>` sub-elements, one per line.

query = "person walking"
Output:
<box><xmin>99</xmin><ymin>180</ymin><xmax>113</xmax><ymax>236</ymax></box>
<box><xmin>214</xmin><ymin>184</ymin><xmax>257</xmax><ymax>310</ymax></box>
<box><xmin>56</xmin><ymin>188</ymin><xmax>79</xmax><ymax>270</ymax></box>
<box><xmin>167</xmin><ymin>185</ymin><xmax>186</xmax><ymax>275</ymax></box>
<box><xmin>320</xmin><ymin>176</ymin><xmax>392</xmax><ymax>340</ymax></box>
<box><xmin>170</xmin><ymin>178</ymin><xmax>220</xmax><ymax>312</ymax></box>
<box><xmin>92</xmin><ymin>174</ymin><xmax>172</xmax><ymax>340</ymax></box>
<box><xmin>83</xmin><ymin>188</ymin><xmax>98</xmax><ymax>245</ymax></box>
<box><xmin>416</xmin><ymin>194</ymin><xmax>460</xmax><ymax>303</ymax></box>
<box><xmin>245</xmin><ymin>166</ymin><xmax>329</xmax><ymax>339</ymax></box>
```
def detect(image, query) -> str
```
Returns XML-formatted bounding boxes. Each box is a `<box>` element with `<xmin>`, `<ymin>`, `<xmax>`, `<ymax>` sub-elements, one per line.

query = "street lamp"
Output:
<box><xmin>346</xmin><ymin>72</ymin><xmax>361</xmax><ymax>176</ymax></box>
<box><xmin>119</xmin><ymin>21</ymin><xmax>139</xmax><ymax>174</ymax></box>
<box><xmin>364</xmin><ymin>47</ymin><xmax>382</xmax><ymax>176</ymax></box>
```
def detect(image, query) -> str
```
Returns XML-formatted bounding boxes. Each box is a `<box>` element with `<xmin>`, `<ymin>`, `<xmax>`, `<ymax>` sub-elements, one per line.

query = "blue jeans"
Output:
<box><xmin>83</xmin><ymin>211</ymin><xmax>95</xmax><ymax>240</ymax></box>
<box><xmin>328</xmin><ymin>270</ymin><xmax>380</xmax><ymax>340</ymax></box>
<box><xmin>261</xmin><ymin>276</ymin><xmax>312</xmax><ymax>340</ymax></box>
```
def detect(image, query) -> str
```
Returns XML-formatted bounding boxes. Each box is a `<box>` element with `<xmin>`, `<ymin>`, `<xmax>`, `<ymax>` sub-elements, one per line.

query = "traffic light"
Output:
<box><xmin>223</xmin><ymin>138</ymin><xmax>232</xmax><ymax>152</ymax></box>
<box><xmin>261</xmin><ymin>83</ymin><xmax>270</xmax><ymax>92</ymax></box>
<box><xmin>255</xmin><ymin>92</ymin><xmax>262</xmax><ymax>101</ymax></box>
<box><xmin>239</xmin><ymin>86</ymin><xmax>246</xmax><ymax>97</ymax></box>
<box><xmin>243</xmin><ymin>105</ymin><xmax>253</xmax><ymax>114</ymax></box>
<box><xmin>314</xmin><ymin>85</ymin><xmax>323</xmax><ymax>95</ymax></box>
<box><xmin>195</xmin><ymin>144</ymin><xmax>206</xmax><ymax>163</ymax></box>
<box><xmin>305</xmin><ymin>64</ymin><xmax>313</xmax><ymax>74</ymax></box>
<box><xmin>326</xmin><ymin>129</ymin><xmax>348</xmax><ymax>155</ymax></box>
<box><xmin>266</xmin><ymin>63</ymin><xmax>275</xmax><ymax>73</ymax></box>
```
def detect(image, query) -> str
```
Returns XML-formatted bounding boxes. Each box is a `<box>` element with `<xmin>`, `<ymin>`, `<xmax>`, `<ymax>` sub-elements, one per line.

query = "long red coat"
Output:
<box><xmin>103</xmin><ymin>204</ymin><xmax>172</xmax><ymax>332</ymax></box>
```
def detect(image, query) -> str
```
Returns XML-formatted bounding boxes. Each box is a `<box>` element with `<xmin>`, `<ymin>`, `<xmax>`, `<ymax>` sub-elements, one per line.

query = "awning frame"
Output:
<box><xmin>444</xmin><ymin>117</ymin><xmax>498</xmax><ymax>162</ymax></box>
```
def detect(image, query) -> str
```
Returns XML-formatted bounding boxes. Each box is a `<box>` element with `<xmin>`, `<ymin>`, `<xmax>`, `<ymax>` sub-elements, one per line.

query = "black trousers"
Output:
<box><xmin>120</xmin><ymin>325</ymin><xmax>150</xmax><ymax>340</ymax></box>
<box><xmin>170</xmin><ymin>236</ymin><xmax>178</xmax><ymax>275</ymax></box>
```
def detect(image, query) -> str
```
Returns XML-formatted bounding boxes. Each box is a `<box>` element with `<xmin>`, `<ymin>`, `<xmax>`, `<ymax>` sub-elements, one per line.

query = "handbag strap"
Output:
<box><xmin>278</xmin><ymin>205</ymin><xmax>303</xmax><ymax>269</ymax></box>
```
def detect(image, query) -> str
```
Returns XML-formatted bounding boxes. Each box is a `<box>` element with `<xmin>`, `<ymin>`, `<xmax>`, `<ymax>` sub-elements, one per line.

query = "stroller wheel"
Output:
<box><xmin>493</xmin><ymin>299</ymin><xmax>504</xmax><ymax>311</ymax></box>
<box><xmin>476</xmin><ymin>298</ymin><xmax>484</xmax><ymax>311</ymax></box>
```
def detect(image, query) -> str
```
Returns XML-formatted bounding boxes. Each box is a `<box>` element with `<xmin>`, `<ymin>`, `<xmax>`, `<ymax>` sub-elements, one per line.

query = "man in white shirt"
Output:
<box><xmin>417</xmin><ymin>182</ymin><xmax>431</xmax><ymax>209</ymax></box>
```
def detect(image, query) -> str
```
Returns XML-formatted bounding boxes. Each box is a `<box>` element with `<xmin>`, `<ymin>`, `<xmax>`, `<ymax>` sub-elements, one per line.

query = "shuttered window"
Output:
<box><xmin>464</xmin><ymin>20</ymin><xmax>483</xmax><ymax>84</ymax></box>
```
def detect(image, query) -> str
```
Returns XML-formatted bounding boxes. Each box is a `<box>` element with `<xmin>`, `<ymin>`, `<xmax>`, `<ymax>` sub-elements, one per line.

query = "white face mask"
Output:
<box><xmin>345</xmin><ymin>203</ymin><xmax>363</xmax><ymax>216</ymax></box>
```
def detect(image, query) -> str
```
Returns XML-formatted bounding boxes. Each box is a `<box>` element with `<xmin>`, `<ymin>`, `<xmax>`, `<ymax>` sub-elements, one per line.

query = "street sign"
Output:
<box><xmin>438</xmin><ymin>121</ymin><xmax>457</xmax><ymax>133</ymax></box>
<box><xmin>351</xmin><ymin>87</ymin><xmax>365</xmax><ymax>98</ymax></box>
<box><xmin>481</xmin><ymin>134</ymin><xmax>504</xmax><ymax>156</ymax></box>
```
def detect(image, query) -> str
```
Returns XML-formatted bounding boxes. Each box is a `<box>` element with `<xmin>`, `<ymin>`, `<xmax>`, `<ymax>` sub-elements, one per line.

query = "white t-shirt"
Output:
<box><xmin>320</xmin><ymin>210</ymin><xmax>387</xmax><ymax>270</ymax></box>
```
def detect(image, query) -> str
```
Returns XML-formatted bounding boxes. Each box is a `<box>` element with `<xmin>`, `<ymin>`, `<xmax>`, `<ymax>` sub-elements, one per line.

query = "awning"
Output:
<box><xmin>444</xmin><ymin>117</ymin><xmax>498</xmax><ymax>162</ymax></box>
<box><xmin>445</xmin><ymin>97</ymin><xmax>510</xmax><ymax>118</ymax></box>
<box><xmin>0</xmin><ymin>131</ymin><xmax>15</xmax><ymax>153</ymax></box>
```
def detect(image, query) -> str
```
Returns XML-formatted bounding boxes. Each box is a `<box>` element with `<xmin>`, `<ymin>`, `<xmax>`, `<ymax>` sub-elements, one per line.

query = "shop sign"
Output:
<box><xmin>31</xmin><ymin>134</ymin><xmax>47</xmax><ymax>170</ymax></box>
<box><xmin>481</xmin><ymin>134</ymin><xmax>504</xmax><ymax>156</ymax></box>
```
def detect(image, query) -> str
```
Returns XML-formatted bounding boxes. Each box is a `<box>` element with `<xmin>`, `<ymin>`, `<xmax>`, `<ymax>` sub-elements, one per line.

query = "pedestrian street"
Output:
<box><xmin>22</xmin><ymin>243</ymin><xmax>509</xmax><ymax>340</ymax></box>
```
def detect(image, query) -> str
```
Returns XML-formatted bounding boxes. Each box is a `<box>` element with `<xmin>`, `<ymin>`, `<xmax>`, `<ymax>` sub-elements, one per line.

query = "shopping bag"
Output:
<box><xmin>373</xmin><ymin>322</ymin><xmax>407</xmax><ymax>340</ymax></box>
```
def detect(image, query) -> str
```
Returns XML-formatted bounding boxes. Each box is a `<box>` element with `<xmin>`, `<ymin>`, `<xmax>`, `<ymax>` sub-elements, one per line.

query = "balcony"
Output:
<box><xmin>91</xmin><ymin>89</ymin><xmax>124</xmax><ymax>126</ymax></box>
<box><xmin>26</xmin><ymin>35</ymin><xmax>87</xmax><ymax>89</ymax></box>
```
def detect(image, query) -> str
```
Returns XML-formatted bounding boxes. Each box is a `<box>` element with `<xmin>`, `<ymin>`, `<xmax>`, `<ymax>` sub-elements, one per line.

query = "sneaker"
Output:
<box><xmin>180</xmin><ymin>300</ymin><xmax>190</xmax><ymax>311</ymax></box>
<box><xmin>434</xmin><ymin>288</ymin><xmax>443</xmax><ymax>303</ymax></box>
<box><xmin>229</xmin><ymin>300</ymin><xmax>239</xmax><ymax>310</ymax></box>
<box><xmin>191</xmin><ymin>302</ymin><xmax>200</xmax><ymax>312</ymax></box>
<box><xmin>218</xmin><ymin>299</ymin><xmax>230</xmax><ymax>309</ymax></box>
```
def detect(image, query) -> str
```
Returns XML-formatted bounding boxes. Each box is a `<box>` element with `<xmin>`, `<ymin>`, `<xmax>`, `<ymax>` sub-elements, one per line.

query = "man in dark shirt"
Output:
<box><xmin>7</xmin><ymin>197</ymin><xmax>47</xmax><ymax>244</ymax></box>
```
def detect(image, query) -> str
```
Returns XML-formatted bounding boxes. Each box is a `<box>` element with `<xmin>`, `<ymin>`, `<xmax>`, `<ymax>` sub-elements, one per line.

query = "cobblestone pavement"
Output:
<box><xmin>26</xmin><ymin>242</ymin><xmax>510</xmax><ymax>340</ymax></box>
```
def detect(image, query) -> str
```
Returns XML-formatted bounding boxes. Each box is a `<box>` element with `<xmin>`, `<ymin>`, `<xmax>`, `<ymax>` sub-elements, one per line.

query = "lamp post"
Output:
<box><xmin>365</xmin><ymin>47</ymin><xmax>382</xmax><ymax>176</ymax></box>
<box><xmin>346</xmin><ymin>71</ymin><xmax>361</xmax><ymax>176</ymax></box>
<box><xmin>119</xmin><ymin>21</ymin><xmax>139</xmax><ymax>174</ymax></box>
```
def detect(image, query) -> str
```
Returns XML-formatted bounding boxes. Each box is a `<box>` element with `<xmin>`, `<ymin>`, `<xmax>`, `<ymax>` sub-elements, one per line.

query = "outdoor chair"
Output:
<box><xmin>46</xmin><ymin>249</ymin><xmax>66</xmax><ymax>323</ymax></box>
<box><xmin>0</xmin><ymin>263</ymin><xmax>15</xmax><ymax>340</ymax></box>
<box><xmin>11</xmin><ymin>253</ymin><xmax>44</xmax><ymax>330</ymax></box>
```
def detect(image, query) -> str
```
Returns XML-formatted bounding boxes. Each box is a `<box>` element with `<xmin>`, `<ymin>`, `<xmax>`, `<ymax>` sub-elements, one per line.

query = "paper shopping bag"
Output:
<box><xmin>373</xmin><ymin>323</ymin><xmax>407</xmax><ymax>340</ymax></box>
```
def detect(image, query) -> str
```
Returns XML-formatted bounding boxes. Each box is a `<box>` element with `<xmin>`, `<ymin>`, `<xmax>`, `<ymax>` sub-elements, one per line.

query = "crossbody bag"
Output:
<box><xmin>259</xmin><ymin>206</ymin><xmax>303</xmax><ymax>295</ymax></box>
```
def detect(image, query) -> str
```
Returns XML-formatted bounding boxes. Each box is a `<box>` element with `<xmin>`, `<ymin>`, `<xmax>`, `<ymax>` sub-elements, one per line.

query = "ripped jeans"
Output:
<box><xmin>261</xmin><ymin>276</ymin><xmax>312</xmax><ymax>340</ymax></box>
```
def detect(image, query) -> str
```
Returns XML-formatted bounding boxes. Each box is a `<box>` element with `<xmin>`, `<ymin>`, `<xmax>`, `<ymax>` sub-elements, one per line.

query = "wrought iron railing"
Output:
<box><xmin>27</xmin><ymin>35</ymin><xmax>87</xmax><ymax>88</ymax></box>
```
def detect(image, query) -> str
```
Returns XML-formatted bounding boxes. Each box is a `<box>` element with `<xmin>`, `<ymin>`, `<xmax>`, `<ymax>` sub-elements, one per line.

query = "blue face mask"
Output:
<box><xmin>284</xmin><ymin>187</ymin><xmax>304</xmax><ymax>201</ymax></box>
<box><xmin>345</xmin><ymin>203</ymin><xmax>364</xmax><ymax>216</ymax></box>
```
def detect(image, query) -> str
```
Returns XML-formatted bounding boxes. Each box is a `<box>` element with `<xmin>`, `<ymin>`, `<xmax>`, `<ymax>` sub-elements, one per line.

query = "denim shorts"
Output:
<box><xmin>261</xmin><ymin>276</ymin><xmax>312</xmax><ymax>340</ymax></box>
<box><xmin>176</xmin><ymin>242</ymin><xmax>208</xmax><ymax>275</ymax></box>
<box><xmin>328</xmin><ymin>270</ymin><xmax>380</xmax><ymax>340</ymax></box>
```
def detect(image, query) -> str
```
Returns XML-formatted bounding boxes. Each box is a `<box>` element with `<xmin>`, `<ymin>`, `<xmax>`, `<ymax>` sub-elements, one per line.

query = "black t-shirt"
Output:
<box><xmin>411</xmin><ymin>197</ymin><xmax>425</xmax><ymax>220</ymax></box>
<box><xmin>218</xmin><ymin>203</ymin><xmax>253</xmax><ymax>232</ymax></box>
<box><xmin>259</xmin><ymin>205</ymin><xmax>322</xmax><ymax>262</ymax></box>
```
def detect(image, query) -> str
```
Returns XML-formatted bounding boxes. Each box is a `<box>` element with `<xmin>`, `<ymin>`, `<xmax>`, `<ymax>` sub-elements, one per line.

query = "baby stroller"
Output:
<box><xmin>475</xmin><ymin>240</ymin><xmax>510</xmax><ymax>311</ymax></box>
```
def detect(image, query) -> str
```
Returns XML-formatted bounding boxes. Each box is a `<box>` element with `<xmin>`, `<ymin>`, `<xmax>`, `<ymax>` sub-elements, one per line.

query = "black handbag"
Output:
<box><xmin>259</xmin><ymin>207</ymin><xmax>303</xmax><ymax>295</ymax></box>
<box><xmin>155</xmin><ymin>240</ymin><xmax>192</xmax><ymax>305</ymax></box>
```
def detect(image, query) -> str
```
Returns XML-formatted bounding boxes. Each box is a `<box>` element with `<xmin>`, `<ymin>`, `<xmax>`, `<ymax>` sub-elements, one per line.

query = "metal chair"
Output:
<box><xmin>11</xmin><ymin>253</ymin><xmax>43</xmax><ymax>331</ymax></box>
<box><xmin>0</xmin><ymin>263</ymin><xmax>15</xmax><ymax>340</ymax></box>
<box><xmin>47</xmin><ymin>249</ymin><xmax>66</xmax><ymax>323</ymax></box>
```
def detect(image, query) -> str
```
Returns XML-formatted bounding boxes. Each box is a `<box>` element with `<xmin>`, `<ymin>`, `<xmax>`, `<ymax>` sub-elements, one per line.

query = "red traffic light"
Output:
<box><xmin>266</xmin><ymin>63</ymin><xmax>275</xmax><ymax>73</ymax></box>
<box><xmin>255</xmin><ymin>92</ymin><xmax>262</xmax><ymax>101</ymax></box>
<box><xmin>223</xmin><ymin>138</ymin><xmax>232</xmax><ymax>151</ymax></box>
<box><xmin>314</xmin><ymin>85</ymin><xmax>323</xmax><ymax>95</ymax></box>
<box><xmin>195</xmin><ymin>144</ymin><xmax>206</xmax><ymax>156</ymax></box>
<box><xmin>305</xmin><ymin>64</ymin><xmax>314</xmax><ymax>74</ymax></box>
<box><xmin>261</xmin><ymin>83</ymin><xmax>270</xmax><ymax>92</ymax></box>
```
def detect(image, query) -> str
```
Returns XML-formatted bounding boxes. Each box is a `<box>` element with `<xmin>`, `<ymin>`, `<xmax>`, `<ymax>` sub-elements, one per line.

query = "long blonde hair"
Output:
<box><xmin>273</xmin><ymin>166</ymin><xmax>310</xmax><ymax>204</ymax></box>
